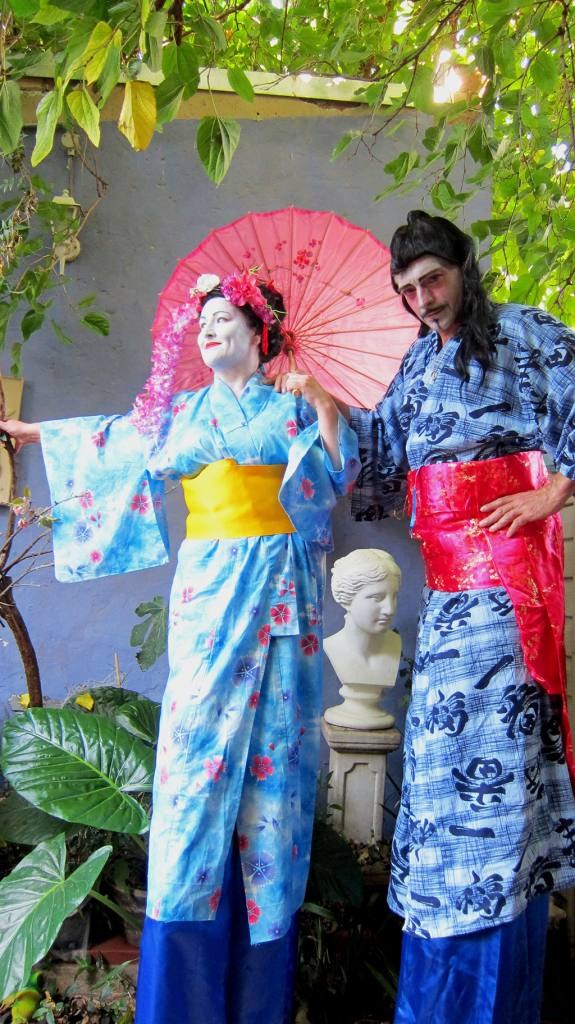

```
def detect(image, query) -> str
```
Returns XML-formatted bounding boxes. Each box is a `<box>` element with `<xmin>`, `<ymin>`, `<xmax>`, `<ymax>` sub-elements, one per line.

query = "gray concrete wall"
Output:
<box><xmin>0</xmin><ymin>113</ymin><xmax>490</xmax><ymax>832</ymax></box>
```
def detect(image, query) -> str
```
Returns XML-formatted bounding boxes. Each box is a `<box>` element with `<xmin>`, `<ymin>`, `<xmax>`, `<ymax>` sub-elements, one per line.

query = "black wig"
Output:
<box><xmin>390</xmin><ymin>210</ymin><xmax>496</xmax><ymax>381</ymax></box>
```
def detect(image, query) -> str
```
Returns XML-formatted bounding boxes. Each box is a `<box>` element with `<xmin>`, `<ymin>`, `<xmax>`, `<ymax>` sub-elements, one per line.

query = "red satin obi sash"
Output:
<box><xmin>408</xmin><ymin>451</ymin><xmax>575</xmax><ymax>786</ymax></box>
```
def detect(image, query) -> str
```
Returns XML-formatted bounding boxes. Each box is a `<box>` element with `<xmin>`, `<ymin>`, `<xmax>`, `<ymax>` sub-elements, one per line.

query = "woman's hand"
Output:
<box><xmin>479</xmin><ymin>472</ymin><xmax>575</xmax><ymax>537</ymax></box>
<box><xmin>275</xmin><ymin>370</ymin><xmax>342</xmax><ymax>470</ymax></box>
<box><xmin>0</xmin><ymin>419</ymin><xmax>41</xmax><ymax>452</ymax></box>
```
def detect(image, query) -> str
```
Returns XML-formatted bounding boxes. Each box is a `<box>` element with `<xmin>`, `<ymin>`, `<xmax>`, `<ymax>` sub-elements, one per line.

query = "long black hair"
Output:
<box><xmin>390</xmin><ymin>210</ymin><xmax>496</xmax><ymax>381</ymax></box>
<box><xmin>200</xmin><ymin>282</ymin><xmax>286</xmax><ymax>364</ymax></box>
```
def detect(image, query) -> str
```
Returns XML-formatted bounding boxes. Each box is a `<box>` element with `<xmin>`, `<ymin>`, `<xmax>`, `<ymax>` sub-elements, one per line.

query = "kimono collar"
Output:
<box><xmin>209</xmin><ymin>370</ymin><xmax>273</xmax><ymax>429</ymax></box>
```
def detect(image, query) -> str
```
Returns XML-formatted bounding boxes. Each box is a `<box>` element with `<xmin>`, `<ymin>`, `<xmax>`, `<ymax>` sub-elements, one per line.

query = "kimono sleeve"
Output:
<box><xmin>279</xmin><ymin>408</ymin><xmax>359</xmax><ymax>550</ymax></box>
<box><xmin>348</xmin><ymin>366</ymin><xmax>410</xmax><ymax>521</ymax></box>
<box><xmin>40</xmin><ymin>413</ymin><xmax>169</xmax><ymax>582</ymax></box>
<box><xmin>510</xmin><ymin>306</ymin><xmax>575</xmax><ymax>479</ymax></box>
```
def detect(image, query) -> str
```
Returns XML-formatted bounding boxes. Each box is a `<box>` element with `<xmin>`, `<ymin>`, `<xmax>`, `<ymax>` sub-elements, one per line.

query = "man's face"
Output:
<box><xmin>393</xmin><ymin>255</ymin><xmax>464</xmax><ymax>344</ymax></box>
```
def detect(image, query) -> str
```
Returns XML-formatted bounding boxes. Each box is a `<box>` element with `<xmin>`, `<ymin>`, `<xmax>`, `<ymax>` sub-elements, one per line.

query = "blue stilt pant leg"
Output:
<box><xmin>135</xmin><ymin>839</ymin><xmax>298</xmax><ymax>1024</ymax></box>
<box><xmin>393</xmin><ymin>895</ymin><xmax>549</xmax><ymax>1024</ymax></box>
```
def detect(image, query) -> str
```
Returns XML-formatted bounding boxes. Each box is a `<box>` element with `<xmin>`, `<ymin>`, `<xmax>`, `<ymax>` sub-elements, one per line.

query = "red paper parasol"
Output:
<box><xmin>151</xmin><ymin>207</ymin><xmax>416</xmax><ymax>410</ymax></box>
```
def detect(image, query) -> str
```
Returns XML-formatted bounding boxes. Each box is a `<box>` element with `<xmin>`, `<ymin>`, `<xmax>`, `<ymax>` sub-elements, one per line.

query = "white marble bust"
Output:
<box><xmin>324</xmin><ymin>548</ymin><xmax>401</xmax><ymax>730</ymax></box>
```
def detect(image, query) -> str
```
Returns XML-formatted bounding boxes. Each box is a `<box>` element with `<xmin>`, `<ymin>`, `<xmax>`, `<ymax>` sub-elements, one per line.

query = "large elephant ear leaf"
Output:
<box><xmin>117</xmin><ymin>698</ymin><xmax>161</xmax><ymax>744</ymax></box>
<box><xmin>64</xmin><ymin>685</ymin><xmax>149</xmax><ymax>718</ymax></box>
<box><xmin>1</xmin><ymin>709</ymin><xmax>154</xmax><ymax>835</ymax></box>
<box><xmin>0</xmin><ymin>788</ymin><xmax>73</xmax><ymax>845</ymax></box>
<box><xmin>0</xmin><ymin>834</ymin><xmax>111</xmax><ymax>1001</ymax></box>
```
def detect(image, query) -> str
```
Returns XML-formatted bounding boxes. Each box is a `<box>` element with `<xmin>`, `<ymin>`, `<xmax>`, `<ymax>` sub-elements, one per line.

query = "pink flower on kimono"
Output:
<box><xmin>300</xmin><ymin>633</ymin><xmax>319</xmax><ymax>656</ymax></box>
<box><xmin>131</xmin><ymin>493</ymin><xmax>150</xmax><ymax>514</ymax></box>
<box><xmin>181</xmin><ymin>587</ymin><xmax>194</xmax><ymax>603</ymax></box>
<box><xmin>278</xmin><ymin>578</ymin><xmax>296</xmax><ymax>597</ymax></box>
<box><xmin>91</xmin><ymin>431</ymin><xmax>106</xmax><ymax>448</ymax></box>
<box><xmin>258</xmin><ymin>624</ymin><xmax>271</xmax><ymax>646</ymax></box>
<box><xmin>79</xmin><ymin>490</ymin><xmax>94</xmax><ymax>509</ymax></box>
<box><xmin>301</xmin><ymin>477</ymin><xmax>315</xmax><ymax>500</ymax></box>
<box><xmin>238</xmin><ymin>834</ymin><xmax>250</xmax><ymax>851</ymax></box>
<box><xmin>285</xmin><ymin>419</ymin><xmax>298</xmax><ymax>437</ymax></box>
<box><xmin>89</xmin><ymin>550</ymin><xmax>102</xmax><ymax>564</ymax></box>
<box><xmin>204</xmin><ymin>757</ymin><xmax>226</xmax><ymax>782</ymax></box>
<box><xmin>210</xmin><ymin>417</ymin><xmax>219</xmax><ymax>429</ymax></box>
<box><xmin>248</xmin><ymin>692</ymin><xmax>260</xmax><ymax>709</ymax></box>
<box><xmin>209</xmin><ymin>887</ymin><xmax>222</xmax><ymax>913</ymax></box>
<box><xmin>173</xmin><ymin>401</ymin><xmax>186</xmax><ymax>415</ymax></box>
<box><xmin>160</xmin><ymin>766</ymin><xmax>169</xmax><ymax>785</ymax></box>
<box><xmin>247</xmin><ymin>898</ymin><xmax>261</xmax><ymax>925</ymax></box>
<box><xmin>271</xmin><ymin>604</ymin><xmax>291</xmax><ymax>625</ymax></box>
<box><xmin>250</xmin><ymin>754</ymin><xmax>274</xmax><ymax>781</ymax></box>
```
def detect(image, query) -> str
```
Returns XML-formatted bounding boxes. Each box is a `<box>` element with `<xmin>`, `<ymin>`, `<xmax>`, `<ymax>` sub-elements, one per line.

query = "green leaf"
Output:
<box><xmin>162</xmin><ymin>42</ymin><xmax>200</xmax><ymax>99</ymax></box>
<box><xmin>97</xmin><ymin>30</ymin><xmax>122</xmax><ymax>108</ymax></box>
<box><xmin>155</xmin><ymin>75</ymin><xmax>184</xmax><ymax>126</ymax></box>
<box><xmin>131</xmin><ymin>595</ymin><xmax>168</xmax><ymax>671</ymax></box>
<box><xmin>64</xmin><ymin>685</ymin><xmax>150</xmax><ymax>718</ymax></box>
<box><xmin>530</xmin><ymin>49</ymin><xmax>559</xmax><ymax>92</ymax></box>
<box><xmin>31</xmin><ymin>87</ymin><xmax>63</xmax><ymax>166</ymax></box>
<box><xmin>331</xmin><ymin>129</ymin><xmax>362</xmax><ymax>161</ymax></box>
<box><xmin>21</xmin><ymin>307</ymin><xmax>45</xmax><ymax>340</ymax></box>
<box><xmin>66</xmin><ymin>87</ymin><xmax>100</xmax><ymax>146</ymax></box>
<box><xmin>7</xmin><ymin>0</ymin><xmax>40</xmax><ymax>14</ymax></box>
<box><xmin>196</xmin><ymin>117</ymin><xmax>240</xmax><ymax>186</ymax></box>
<box><xmin>383</xmin><ymin>149</ymin><xmax>419</xmax><ymax>184</ymax></box>
<box><xmin>0</xmin><ymin>81</ymin><xmax>23</xmax><ymax>155</ymax></box>
<box><xmin>227</xmin><ymin>67</ymin><xmax>254</xmax><ymax>103</ymax></box>
<box><xmin>81</xmin><ymin>311</ymin><xmax>110</xmax><ymax>335</ymax></box>
<box><xmin>194</xmin><ymin>13</ymin><xmax>227</xmax><ymax>52</ymax></box>
<box><xmin>32</xmin><ymin>2</ymin><xmax>69</xmax><ymax>24</ymax></box>
<box><xmin>431</xmin><ymin>179</ymin><xmax>456</xmax><ymax>211</ymax></box>
<box><xmin>82</xmin><ymin>21</ymin><xmax>115</xmax><ymax>85</ymax></box>
<box><xmin>1</xmin><ymin>708</ymin><xmax>155</xmax><ymax>833</ymax></box>
<box><xmin>0</xmin><ymin>788</ymin><xmax>70</xmax><ymax>845</ymax></box>
<box><xmin>0</xmin><ymin>835</ymin><xmax>111</xmax><ymax>1001</ymax></box>
<box><xmin>422</xmin><ymin>118</ymin><xmax>445</xmax><ymax>152</ymax></box>
<box><xmin>51</xmin><ymin>318</ymin><xmax>74</xmax><ymax>345</ymax></box>
<box><xmin>476</xmin><ymin>45</ymin><xmax>495</xmax><ymax>80</ymax></box>
<box><xmin>410</xmin><ymin>64</ymin><xmax>435</xmax><ymax>114</ymax></box>
<box><xmin>117</xmin><ymin>699</ymin><xmax>161</xmax><ymax>745</ymax></box>
<box><xmin>77</xmin><ymin>293</ymin><xmax>96</xmax><ymax>307</ymax></box>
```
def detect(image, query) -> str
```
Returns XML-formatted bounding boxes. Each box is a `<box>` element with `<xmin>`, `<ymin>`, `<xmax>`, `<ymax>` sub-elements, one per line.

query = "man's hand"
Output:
<box><xmin>479</xmin><ymin>472</ymin><xmax>575</xmax><ymax>537</ymax></box>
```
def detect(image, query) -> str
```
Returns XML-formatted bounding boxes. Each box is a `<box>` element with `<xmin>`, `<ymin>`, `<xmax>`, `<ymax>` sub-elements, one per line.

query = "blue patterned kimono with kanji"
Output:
<box><xmin>40</xmin><ymin>371</ymin><xmax>359</xmax><ymax>945</ymax></box>
<box><xmin>350</xmin><ymin>304</ymin><xmax>575</xmax><ymax>941</ymax></box>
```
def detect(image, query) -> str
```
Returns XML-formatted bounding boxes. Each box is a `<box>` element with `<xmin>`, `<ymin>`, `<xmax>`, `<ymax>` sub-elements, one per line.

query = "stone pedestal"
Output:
<box><xmin>321</xmin><ymin>718</ymin><xmax>401</xmax><ymax>843</ymax></box>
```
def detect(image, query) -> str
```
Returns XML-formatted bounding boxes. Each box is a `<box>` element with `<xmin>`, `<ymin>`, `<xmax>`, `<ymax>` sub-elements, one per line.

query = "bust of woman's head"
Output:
<box><xmin>331</xmin><ymin>548</ymin><xmax>401</xmax><ymax>635</ymax></box>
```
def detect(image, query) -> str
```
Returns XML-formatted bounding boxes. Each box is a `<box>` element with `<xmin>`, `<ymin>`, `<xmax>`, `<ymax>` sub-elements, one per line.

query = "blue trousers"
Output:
<box><xmin>394</xmin><ymin>895</ymin><xmax>549</xmax><ymax>1024</ymax></box>
<box><xmin>135</xmin><ymin>841</ymin><xmax>298</xmax><ymax>1024</ymax></box>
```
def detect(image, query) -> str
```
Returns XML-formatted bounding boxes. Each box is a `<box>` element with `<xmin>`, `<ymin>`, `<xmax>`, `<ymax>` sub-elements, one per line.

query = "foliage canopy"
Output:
<box><xmin>0</xmin><ymin>0</ymin><xmax>574</xmax><ymax>324</ymax></box>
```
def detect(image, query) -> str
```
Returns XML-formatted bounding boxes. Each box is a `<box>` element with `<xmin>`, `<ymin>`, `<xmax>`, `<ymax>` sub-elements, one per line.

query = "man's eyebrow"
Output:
<box><xmin>398</xmin><ymin>268</ymin><xmax>444</xmax><ymax>291</ymax></box>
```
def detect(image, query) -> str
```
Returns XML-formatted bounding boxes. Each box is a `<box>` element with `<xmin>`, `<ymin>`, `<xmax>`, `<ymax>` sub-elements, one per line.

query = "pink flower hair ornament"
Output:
<box><xmin>130</xmin><ymin>270</ymin><xmax>281</xmax><ymax>438</ymax></box>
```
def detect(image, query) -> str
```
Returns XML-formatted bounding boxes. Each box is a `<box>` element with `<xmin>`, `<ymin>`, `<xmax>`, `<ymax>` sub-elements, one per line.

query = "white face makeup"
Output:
<box><xmin>394</xmin><ymin>255</ymin><xmax>464</xmax><ymax>344</ymax></box>
<box><xmin>198</xmin><ymin>298</ymin><xmax>260</xmax><ymax>380</ymax></box>
<box><xmin>347</xmin><ymin>577</ymin><xmax>400</xmax><ymax>635</ymax></box>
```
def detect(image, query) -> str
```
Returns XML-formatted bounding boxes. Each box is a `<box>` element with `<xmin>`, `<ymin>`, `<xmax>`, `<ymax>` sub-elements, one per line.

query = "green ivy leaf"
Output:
<box><xmin>227</xmin><ymin>67</ymin><xmax>254</xmax><ymax>103</ymax></box>
<box><xmin>162</xmin><ymin>42</ymin><xmax>200</xmax><ymax>99</ymax></box>
<box><xmin>21</xmin><ymin>307</ymin><xmax>45</xmax><ymax>340</ymax></box>
<box><xmin>196</xmin><ymin>117</ymin><xmax>240</xmax><ymax>185</ymax></box>
<box><xmin>530</xmin><ymin>49</ymin><xmax>559</xmax><ymax>92</ymax></box>
<box><xmin>51</xmin><ymin>318</ymin><xmax>74</xmax><ymax>345</ymax></box>
<box><xmin>383</xmin><ymin>149</ymin><xmax>419</xmax><ymax>183</ymax></box>
<box><xmin>66</xmin><ymin>87</ymin><xmax>100</xmax><ymax>146</ymax></box>
<box><xmin>31</xmin><ymin>86</ymin><xmax>63</xmax><ymax>166</ymax></box>
<box><xmin>0</xmin><ymin>81</ymin><xmax>23</xmax><ymax>155</ymax></box>
<box><xmin>155</xmin><ymin>75</ymin><xmax>184</xmax><ymax>126</ymax></box>
<box><xmin>81</xmin><ymin>311</ymin><xmax>110</xmax><ymax>335</ymax></box>
<box><xmin>331</xmin><ymin>129</ymin><xmax>362</xmax><ymax>161</ymax></box>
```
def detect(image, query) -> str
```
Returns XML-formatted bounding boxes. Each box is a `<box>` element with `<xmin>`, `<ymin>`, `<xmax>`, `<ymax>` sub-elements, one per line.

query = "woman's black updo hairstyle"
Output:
<box><xmin>199</xmin><ymin>282</ymin><xmax>286</xmax><ymax>364</ymax></box>
<box><xmin>390</xmin><ymin>210</ymin><xmax>496</xmax><ymax>381</ymax></box>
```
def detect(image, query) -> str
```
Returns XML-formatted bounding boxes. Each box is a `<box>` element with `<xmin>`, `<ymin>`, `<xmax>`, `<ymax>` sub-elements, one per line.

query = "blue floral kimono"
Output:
<box><xmin>350</xmin><ymin>304</ymin><xmax>575</xmax><ymax>943</ymax></box>
<box><xmin>41</xmin><ymin>371</ymin><xmax>359</xmax><ymax>945</ymax></box>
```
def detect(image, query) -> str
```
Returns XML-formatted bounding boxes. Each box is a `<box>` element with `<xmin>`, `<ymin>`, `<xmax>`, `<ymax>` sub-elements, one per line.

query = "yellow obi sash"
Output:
<box><xmin>182</xmin><ymin>459</ymin><xmax>296</xmax><ymax>540</ymax></box>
